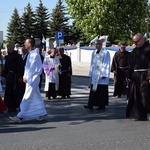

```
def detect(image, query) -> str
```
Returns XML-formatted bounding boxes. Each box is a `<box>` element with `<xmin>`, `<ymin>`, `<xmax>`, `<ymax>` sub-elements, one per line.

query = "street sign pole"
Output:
<box><xmin>56</xmin><ymin>31</ymin><xmax>64</xmax><ymax>47</ymax></box>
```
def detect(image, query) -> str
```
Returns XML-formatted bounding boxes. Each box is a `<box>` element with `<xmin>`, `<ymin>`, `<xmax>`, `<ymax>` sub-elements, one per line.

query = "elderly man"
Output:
<box><xmin>2</xmin><ymin>42</ymin><xmax>24</xmax><ymax>112</ymax></box>
<box><xmin>84</xmin><ymin>40</ymin><xmax>110</xmax><ymax>111</ymax></box>
<box><xmin>126</xmin><ymin>33</ymin><xmax>150</xmax><ymax>121</ymax></box>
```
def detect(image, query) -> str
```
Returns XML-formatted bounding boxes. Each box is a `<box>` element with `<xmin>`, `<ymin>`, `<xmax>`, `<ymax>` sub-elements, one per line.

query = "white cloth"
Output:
<box><xmin>43</xmin><ymin>55</ymin><xmax>60</xmax><ymax>91</ymax></box>
<box><xmin>17</xmin><ymin>49</ymin><xmax>47</xmax><ymax>120</ymax></box>
<box><xmin>89</xmin><ymin>49</ymin><xmax>110</xmax><ymax>85</ymax></box>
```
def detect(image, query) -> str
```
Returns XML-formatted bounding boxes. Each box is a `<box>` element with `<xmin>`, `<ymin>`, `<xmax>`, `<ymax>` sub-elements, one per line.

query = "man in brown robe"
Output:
<box><xmin>111</xmin><ymin>43</ymin><xmax>130</xmax><ymax>98</ymax></box>
<box><xmin>126</xmin><ymin>33</ymin><xmax>150</xmax><ymax>121</ymax></box>
<box><xmin>2</xmin><ymin>42</ymin><xmax>24</xmax><ymax>112</ymax></box>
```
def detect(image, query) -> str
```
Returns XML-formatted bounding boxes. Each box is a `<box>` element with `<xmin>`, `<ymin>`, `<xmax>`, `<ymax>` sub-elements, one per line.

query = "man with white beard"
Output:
<box><xmin>9</xmin><ymin>38</ymin><xmax>47</xmax><ymax>123</ymax></box>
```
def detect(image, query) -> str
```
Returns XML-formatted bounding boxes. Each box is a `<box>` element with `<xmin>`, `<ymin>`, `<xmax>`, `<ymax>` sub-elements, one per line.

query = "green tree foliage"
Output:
<box><xmin>49</xmin><ymin>0</ymin><xmax>70</xmax><ymax>43</ymax></box>
<box><xmin>66</xmin><ymin>0</ymin><xmax>148</xmax><ymax>42</ymax></box>
<box><xmin>6</xmin><ymin>8</ymin><xmax>22</xmax><ymax>44</ymax></box>
<box><xmin>21</xmin><ymin>3</ymin><xmax>36</xmax><ymax>40</ymax></box>
<box><xmin>6</xmin><ymin>0</ymin><xmax>84</xmax><ymax>45</ymax></box>
<box><xmin>35</xmin><ymin>0</ymin><xmax>50</xmax><ymax>40</ymax></box>
<box><xmin>68</xmin><ymin>21</ymin><xmax>86</xmax><ymax>44</ymax></box>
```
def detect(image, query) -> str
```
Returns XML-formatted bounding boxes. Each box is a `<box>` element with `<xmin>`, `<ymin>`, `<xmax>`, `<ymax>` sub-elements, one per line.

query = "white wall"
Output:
<box><xmin>67</xmin><ymin>49</ymin><xmax>78</xmax><ymax>62</ymax></box>
<box><xmin>67</xmin><ymin>48</ymin><xmax>116</xmax><ymax>67</ymax></box>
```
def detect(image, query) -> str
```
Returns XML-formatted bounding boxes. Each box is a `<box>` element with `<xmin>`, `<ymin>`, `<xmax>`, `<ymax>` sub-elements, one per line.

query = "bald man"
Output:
<box><xmin>126</xmin><ymin>33</ymin><xmax>150</xmax><ymax>121</ymax></box>
<box><xmin>2</xmin><ymin>42</ymin><xmax>24</xmax><ymax>112</ymax></box>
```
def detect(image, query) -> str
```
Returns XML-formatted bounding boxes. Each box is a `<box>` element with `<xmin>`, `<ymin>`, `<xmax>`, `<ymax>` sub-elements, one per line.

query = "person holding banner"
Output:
<box><xmin>84</xmin><ymin>40</ymin><xmax>110</xmax><ymax>111</ymax></box>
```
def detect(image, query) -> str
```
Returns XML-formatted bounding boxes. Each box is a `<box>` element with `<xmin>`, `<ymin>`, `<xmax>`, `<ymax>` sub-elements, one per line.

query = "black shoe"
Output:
<box><xmin>133</xmin><ymin>118</ymin><xmax>148</xmax><ymax>121</ymax></box>
<box><xmin>66</xmin><ymin>95</ymin><xmax>71</xmax><ymax>98</ymax></box>
<box><xmin>61</xmin><ymin>96</ymin><xmax>66</xmax><ymax>99</ymax></box>
<box><xmin>97</xmin><ymin>106</ymin><xmax>106</xmax><ymax>111</ymax></box>
<box><xmin>84</xmin><ymin>105</ymin><xmax>93</xmax><ymax>110</ymax></box>
<box><xmin>118</xmin><ymin>95</ymin><xmax>121</xmax><ymax>98</ymax></box>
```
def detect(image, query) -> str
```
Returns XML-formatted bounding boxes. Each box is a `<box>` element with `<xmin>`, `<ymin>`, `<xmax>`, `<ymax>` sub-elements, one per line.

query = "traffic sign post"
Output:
<box><xmin>56</xmin><ymin>31</ymin><xmax>64</xmax><ymax>46</ymax></box>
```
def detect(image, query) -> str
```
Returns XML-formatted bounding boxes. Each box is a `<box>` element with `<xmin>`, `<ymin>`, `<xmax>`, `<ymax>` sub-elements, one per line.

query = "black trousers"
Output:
<box><xmin>88</xmin><ymin>84</ymin><xmax>108</xmax><ymax>108</ymax></box>
<box><xmin>48</xmin><ymin>83</ymin><xmax>56</xmax><ymax>99</ymax></box>
<box><xmin>4</xmin><ymin>73</ymin><xmax>16</xmax><ymax>110</ymax></box>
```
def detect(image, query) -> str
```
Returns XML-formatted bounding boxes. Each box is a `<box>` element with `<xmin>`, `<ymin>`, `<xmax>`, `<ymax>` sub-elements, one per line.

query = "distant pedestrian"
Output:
<box><xmin>17</xmin><ymin>47</ymin><xmax>29</xmax><ymax>99</ymax></box>
<box><xmin>58</xmin><ymin>48</ymin><xmax>72</xmax><ymax>99</ymax></box>
<box><xmin>111</xmin><ymin>43</ymin><xmax>130</xmax><ymax>98</ymax></box>
<box><xmin>9</xmin><ymin>38</ymin><xmax>47</xmax><ymax>123</ymax></box>
<box><xmin>0</xmin><ymin>48</ymin><xmax>7</xmax><ymax>114</ymax></box>
<box><xmin>21</xmin><ymin>47</ymin><xmax>28</xmax><ymax>67</ymax></box>
<box><xmin>36</xmin><ymin>48</ymin><xmax>44</xmax><ymax>90</ymax></box>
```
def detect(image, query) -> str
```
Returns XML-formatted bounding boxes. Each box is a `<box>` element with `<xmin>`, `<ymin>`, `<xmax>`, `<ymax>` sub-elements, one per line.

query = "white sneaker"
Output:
<box><xmin>36</xmin><ymin>115</ymin><xmax>47</xmax><ymax>121</ymax></box>
<box><xmin>9</xmin><ymin>116</ymin><xmax>23</xmax><ymax>123</ymax></box>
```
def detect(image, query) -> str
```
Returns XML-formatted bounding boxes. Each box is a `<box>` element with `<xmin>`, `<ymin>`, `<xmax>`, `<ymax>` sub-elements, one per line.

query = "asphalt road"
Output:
<box><xmin>0</xmin><ymin>62</ymin><xmax>150</xmax><ymax>150</ymax></box>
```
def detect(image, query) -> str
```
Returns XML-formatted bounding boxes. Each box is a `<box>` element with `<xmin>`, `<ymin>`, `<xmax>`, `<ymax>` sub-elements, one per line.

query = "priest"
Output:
<box><xmin>43</xmin><ymin>48</ymin><xmax>60</xmax><ymax>99</ymax></box>
<box><xmin>84</xmin><ymin>40</ymin><xmax>110</xmax><ymax>111</ymax></box>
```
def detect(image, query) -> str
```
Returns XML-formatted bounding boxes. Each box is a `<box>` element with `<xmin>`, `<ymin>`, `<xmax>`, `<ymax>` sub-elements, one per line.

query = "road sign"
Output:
<box><xmin>56</xmin><ymin>31</ymin><xmax>64</xmax><ymax>40</ymax></box>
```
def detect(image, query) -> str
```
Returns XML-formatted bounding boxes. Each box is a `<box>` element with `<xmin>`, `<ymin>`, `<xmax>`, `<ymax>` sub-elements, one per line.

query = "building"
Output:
<box><xmin>0</xmin><ymin>31</ymin><xmax>3</xmax><ymax>44</ymax></box>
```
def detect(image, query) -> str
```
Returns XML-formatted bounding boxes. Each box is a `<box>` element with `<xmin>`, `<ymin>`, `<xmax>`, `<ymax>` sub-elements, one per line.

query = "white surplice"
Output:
<box><xmin>43</xmin><ymin>55</ymin><xmax>60</xmax><ymax>91</ymax></box>
<box><xmin>89</xmin><ymin>49</ymin><xmax>111</xmax><ymax>85</ymax></box>
<box><xmin>17</xmin><ymin>49</ymin><xmax>47</xmax><ymax>120</ymax></box>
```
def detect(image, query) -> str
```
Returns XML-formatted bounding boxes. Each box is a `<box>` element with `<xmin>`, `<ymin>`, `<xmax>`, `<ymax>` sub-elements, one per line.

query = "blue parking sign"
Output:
<box><xmin>56</xmin><ymin>31</ymin><xmax>64</xmax><ymax>40</ymax></box>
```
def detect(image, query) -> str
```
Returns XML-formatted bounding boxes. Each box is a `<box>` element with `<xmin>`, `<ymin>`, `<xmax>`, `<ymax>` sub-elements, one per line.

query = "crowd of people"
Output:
<box><xmin>84</xmin><ymin>33</ymin><xmax>150</xmax><ymax>121</ymax></box>
<box><xmin>0</xmin><ymin>38</ymin><xmax>72</xmax><ymax>122</ymax></box>
<box><xmin>0</xmin><ymin>33</ymin><xmax>150</xmax><ymax>122</ymax></box>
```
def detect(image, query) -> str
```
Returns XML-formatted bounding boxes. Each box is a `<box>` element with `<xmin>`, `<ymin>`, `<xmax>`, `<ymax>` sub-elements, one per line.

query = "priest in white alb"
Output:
<box><xmin>43</xmin><ymin>48</ymin><xmax>60</xmax><ymax>99</ymax></box>
<box><xmin>9</xmin><ymin>38</ymin><xmax>47</xmax><ymax>123</ymax></box>
<box><xmin>84</xmin><ymin>40</ymin><xmax>110</xmax><ymax>111</ymax></box>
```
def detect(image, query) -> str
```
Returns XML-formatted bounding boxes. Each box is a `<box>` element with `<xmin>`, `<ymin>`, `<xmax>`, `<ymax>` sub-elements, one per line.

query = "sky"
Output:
<box><xmin>0</xmin><ymin>0</ymin><xmax>66</xmax><ymax>40</ymax></box>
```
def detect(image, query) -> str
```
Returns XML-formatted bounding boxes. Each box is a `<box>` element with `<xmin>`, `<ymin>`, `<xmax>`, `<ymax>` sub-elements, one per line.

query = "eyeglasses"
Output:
<box><xmin>133</xmin><ymin>38</ymin><xmax>141</xmax><ymax>44</ymax></box>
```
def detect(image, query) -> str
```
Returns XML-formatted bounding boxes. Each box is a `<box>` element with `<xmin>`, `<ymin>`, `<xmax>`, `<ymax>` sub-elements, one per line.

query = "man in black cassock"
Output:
<box><xmin>126</xmin><ymin>33</ymin><xmax>150</xmax><ymax>121</ymax></box>
<box><xmin>58</xmin><ymin>48</ymin><xmax>72</xmax><ymax>99</ymax></box>
<box><xmin>111</xmin><ymin>43</ymin><xmax>130</xmax><ymax>98</ymax></box>
<box><xmin>2</xmin><ymin>42</ymin><xmax>24</xmax><ymax>112</ymax></box>
<box><xmin>18</xmin><ymin>47</ymin><xmax>29</xmax><ymax>101</ymax></box>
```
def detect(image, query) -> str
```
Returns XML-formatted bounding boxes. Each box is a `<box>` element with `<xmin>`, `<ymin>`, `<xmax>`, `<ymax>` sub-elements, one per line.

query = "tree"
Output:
<box><xmin>49</xmin><ymin>0</ymin><xmax>70</xmax><ymax>43</ymax></box>
<box><xmin>6</xmin><ymin>8</ymin><xmax>22</xmax><ymax>44</ymax></box>
<box><xmin>67</xmin><ymin>21</ymin><xmax>86</xmax><ymax>44</ymax></box>
<box><xmin>35</xmin><ymin>0</ymin><xmax>50</xmax><ymax>40</ymax></box>
<box><xmin>21</xmin><ymin>3</ymin><xmax>36</xmax><ymax>40</ymax></box>
<box><xmin>66</xmin><ymin>0</ymin><xmax>148</xmax><ymax>43</ymax></box>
